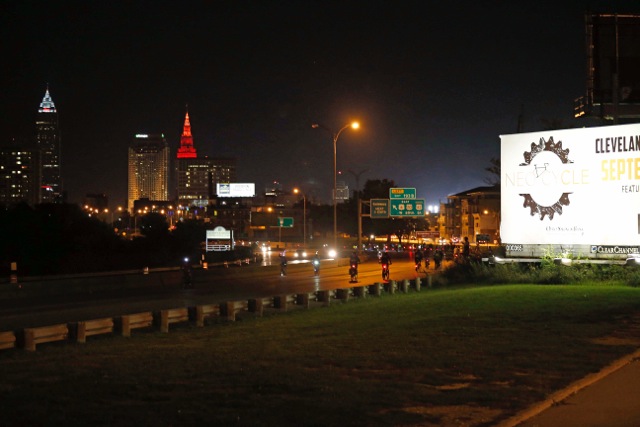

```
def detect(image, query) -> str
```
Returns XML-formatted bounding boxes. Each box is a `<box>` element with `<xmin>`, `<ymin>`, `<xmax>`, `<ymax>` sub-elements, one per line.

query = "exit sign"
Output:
<box><xmin>278</xmin><ymin>217</ymin><xmax>294</xmax><ymax>228</ymax></box>
<box><xmin>390</xmin><ymin>199</ymin><xmax>425</xmax><ymax>217</ymax></box>
<box><xmin>389</xmin><ymin>188</ymin><xmax>416</xmax><ymax>199</ymax></box>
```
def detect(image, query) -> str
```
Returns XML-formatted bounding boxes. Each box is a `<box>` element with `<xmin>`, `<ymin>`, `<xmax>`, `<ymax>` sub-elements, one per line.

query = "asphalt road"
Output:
<box><xmin>0</xmin><ymin>254</ymin><xmax>425</xmax><ymax>331</ymax></box>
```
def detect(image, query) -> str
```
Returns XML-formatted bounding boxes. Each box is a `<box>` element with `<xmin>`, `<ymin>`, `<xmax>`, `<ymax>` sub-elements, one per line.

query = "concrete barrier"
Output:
<box><xmin>274</xmin><ymin>294</ymin><xmax>297</xmax><ymax>311</ymax></box>
<box><xmin>353</xmin><ymin>286</ymin><xmax>367</xmax><ymax>298</ymax></box>
<box><xmin>72</xmin><ymin>318</ymin><xmax>114</xmax><ymax>343</ymax></box>
<box><xmin>249</xmin><ymin>297</ymin><xmax>274</xmax><ymax>316</ymax></box>
<box><xmin>0</xmin><ymin>331</ymin><xmax>17</xmax><ymax>350</ymax></box>
<box><xmin>336</xmin><ymin>288</ymin><xmax>351</xmax><ymax>302</ymax></box>
<box><xmin>316</xmin><ymin>290</ymin><xmax>332</xmax><ymax>306</ymax></box>
<box><xmin>119</xmin><ymin>312</ymin><xmax>154</xmax><ymax>337</ymax></box>
<box><xmin>221</xmin><ymin>300</ymin><xmax>249</xmax><ymax>321</ymax></box>
<box><xmin>158</xmin><ymin>308</ymin><xmax>189</xmax><ymax>333</ymax></box>
<box><xmin>384</xmin><ymin>280</ymin><xmax>396</xmax><ymax>294</ymax></box>
<box><xmin>191</xmin><ymin>304</ymin><xmax>220</xmax><ymax>327</ymax></box>
<box><xmin>369</xmin><ymin>282</ymin><xmax>382</xmax><ymax>296</ymax></box>
<box><xmin>296</xmin><ymin>292</ymin><xmax>316</xmax><ymax>308</ymax></box>
<box><xmin>24</xmin><ymin>324</ymin><xmax>69</xmax><ymax>351</ymax></box>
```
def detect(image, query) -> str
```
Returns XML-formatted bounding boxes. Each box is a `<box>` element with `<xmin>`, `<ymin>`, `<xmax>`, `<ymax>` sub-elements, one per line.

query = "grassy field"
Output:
<box><xmin>1</xmin><ymin>284</ymin><xmax>640</xmax><ymax>426</ymax></box>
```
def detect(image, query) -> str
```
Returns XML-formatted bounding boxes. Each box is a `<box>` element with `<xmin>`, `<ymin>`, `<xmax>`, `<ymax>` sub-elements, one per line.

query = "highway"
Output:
<box><xmin>0</xmin><ymin>253</ymin><xmax>426</xmax><ymax>331</ymax></box>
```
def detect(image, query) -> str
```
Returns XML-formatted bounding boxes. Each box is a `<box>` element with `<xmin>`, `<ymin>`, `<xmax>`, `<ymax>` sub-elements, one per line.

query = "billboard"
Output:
<box><xmin>501</xmin><ymin>123</ymin><xmax>640</xmax><ymax>247</ymax></box>
<box><xmin>216</xmin><ymin>183</ymin><xmax>255</xmax><ymax>198</ymax></box>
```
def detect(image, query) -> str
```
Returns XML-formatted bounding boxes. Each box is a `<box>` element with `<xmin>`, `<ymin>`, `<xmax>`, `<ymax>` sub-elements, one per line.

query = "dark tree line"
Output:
<box><xmin>0</xmin><ymin>203</ymin><xmax>206</xmax><ymax>276</ymax></box>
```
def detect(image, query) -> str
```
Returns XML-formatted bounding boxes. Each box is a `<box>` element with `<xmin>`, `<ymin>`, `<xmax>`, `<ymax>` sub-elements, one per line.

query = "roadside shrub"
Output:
<box><xmin>623</xmin><ymin>266</ymin><xmax>640</xmax><ymax>287</ymax></box>
<box><xmin>436</xmin><ymin>259</ymin><xmax>640</xmax><ymax>287</ymax></box>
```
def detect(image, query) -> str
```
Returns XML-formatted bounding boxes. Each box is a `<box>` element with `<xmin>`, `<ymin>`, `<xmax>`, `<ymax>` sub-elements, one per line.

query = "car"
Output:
<box><xmin>292</xmin><ymin>249</ymin><xmax>308</xmax><ymax>259</ymax></box>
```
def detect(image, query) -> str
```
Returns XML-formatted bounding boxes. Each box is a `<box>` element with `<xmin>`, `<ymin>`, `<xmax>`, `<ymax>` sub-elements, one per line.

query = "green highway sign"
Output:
<box><xmin>278</xmin><ymin>217</ymin><xmax>294</xmax><ymax>228</ymax></box>
<box><xmin>390</xmin><ymin>199</ymin><xmax>425</xmax><ymax>217</ymax></box>
<box><xmin>371</xmin><ymin>199</ymin><xmax>390</xmax><ymax>218</ymax></box>
<box><xmin>389</xmin><ymin>187</ymin><xmax>416</xmax><ymax>199</ymax></box>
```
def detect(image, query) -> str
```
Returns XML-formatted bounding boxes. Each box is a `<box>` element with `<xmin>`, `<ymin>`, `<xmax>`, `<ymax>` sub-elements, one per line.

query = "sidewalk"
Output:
<box><xmin>499</xmin><ymin>349</ymin><xmax>640</xmax><ymax>427</ymax></box>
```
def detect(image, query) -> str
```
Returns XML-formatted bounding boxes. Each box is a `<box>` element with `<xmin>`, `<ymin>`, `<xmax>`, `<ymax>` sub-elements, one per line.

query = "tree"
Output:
<box><xmin>484</xmin><ymin>157</ymin><xmax>501</xmax><ymax>185</ymax></box>
<box><xmin>172</xmin><ymin>219</ymin><xmax>207</xmax><ymax>258</ymax></box>
<box><xmin>138</xmin><ymin>212</ymin><xmax>170</xmax><ymax>241</ymax></box>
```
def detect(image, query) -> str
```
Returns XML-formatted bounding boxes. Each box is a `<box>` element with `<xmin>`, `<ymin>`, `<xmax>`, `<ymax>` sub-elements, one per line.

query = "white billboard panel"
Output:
<box><xmin>501</xmin><ymin>123</ymin><xmax>640</xmax><ymax>246</ymax></box>
<box><xmin>216</xmin><ymin>183</ymin><xmax>255</xmax><ymax>198</ymax></box>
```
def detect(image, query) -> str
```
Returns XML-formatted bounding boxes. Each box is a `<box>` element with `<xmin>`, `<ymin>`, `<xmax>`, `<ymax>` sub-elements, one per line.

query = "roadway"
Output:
<box><xmin>0</xmin><ymin>253</ymin><xmax>423</xmax><ymax>331</ymax></box>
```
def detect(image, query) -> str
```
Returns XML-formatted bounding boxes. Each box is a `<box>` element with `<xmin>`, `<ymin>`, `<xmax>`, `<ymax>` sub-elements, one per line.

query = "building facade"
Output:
<box><xmin>127</xmin><ymin>134</ymin><xmax>169</xmax><ymax>211</ymax></box>
<box><xmin>35</xmin><ymin>87</ymin><xmax>63</xmax><ymax>203</ymax></box>
<box><xmin>176</xmin><ymin>157</ymin><xmax>237</xmax><ymax>205</ymax></box>
<box><xmin>438</xmin><ymin>185</ymin><xmax>500</xmax><ymax>244</ymax></box>
<box><xmin>0</xmin><ymin>141</ymin><xmax>42</xmax><ymax>206</ymax></box>
<box><xmin>174</xmin><ymin>111</ymin><xmax>236</xmax><ymax>206</ymax></box>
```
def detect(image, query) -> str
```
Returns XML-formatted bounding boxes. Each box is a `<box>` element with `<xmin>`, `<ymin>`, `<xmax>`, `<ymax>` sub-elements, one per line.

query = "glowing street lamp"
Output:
<box><xmin>311</xmin><ymin>121</ymin><xmax>360</xmax><ymax>251</ymax></box>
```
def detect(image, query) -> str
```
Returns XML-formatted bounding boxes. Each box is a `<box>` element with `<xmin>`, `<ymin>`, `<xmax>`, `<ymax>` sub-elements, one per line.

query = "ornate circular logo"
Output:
<box><xmin>518</xmin><ymin>137</ymin><xmax>573</xmax><ymax>220</ymax></box>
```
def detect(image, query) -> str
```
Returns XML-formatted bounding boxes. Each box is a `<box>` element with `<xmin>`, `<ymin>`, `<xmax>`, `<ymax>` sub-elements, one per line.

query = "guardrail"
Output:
<box><xmin>0</xmin><ymin>276</ymin><xmax>427</xmax><ymax>352</ymax></box>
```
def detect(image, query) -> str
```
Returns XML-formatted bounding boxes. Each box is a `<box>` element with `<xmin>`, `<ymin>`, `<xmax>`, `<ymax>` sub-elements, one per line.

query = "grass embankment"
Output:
<box><xmin>1</xmin><ymin>284</ymin><xmax>640</xmax><ymax>426</ymax></box>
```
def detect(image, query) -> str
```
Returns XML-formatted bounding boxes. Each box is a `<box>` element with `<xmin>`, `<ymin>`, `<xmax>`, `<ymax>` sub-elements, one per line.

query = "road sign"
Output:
<box><xmin>390</xmin><ymin>199</ymin><xmax>425</xmax><ymax>217</ymax></box>
<box><xmin>389</xmin><ymin>187</ymin><xmax>416</xmax><ymax>199</ymax></box>
<box><xmin>336</xmin><ymin>186</ymin><xmax>349</xmax><ymax>201</ymax></box>
<box><xmin>278</xmin><ymin>217</ymin><xmax>294</xmax><ymax>228</ymax></box>
<box><xmin>371</xmin><ymin>199</ymin><xmax>390</xmax><ymax>218</ymax></box>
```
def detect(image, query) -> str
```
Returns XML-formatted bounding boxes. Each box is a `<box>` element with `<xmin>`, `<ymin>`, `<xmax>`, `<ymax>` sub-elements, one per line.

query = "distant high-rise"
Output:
<box><xmin>174</xmin><ymin>110</ymin><xmax>236</xmax><ymax>205</ymax></box>
<box><xmin>0</xmin><ymin>139</ymin><xmax>42</xmax><ymax>206</ymax></box>
<box><xmin>36</xmin><ymin>87</ymin><xmax>62</xmax><ymax>203</ymax></box>
<box><xmin>127</xmin><ymin>134</ymin><xmax>169</xmax><ymax>211</ymax></box>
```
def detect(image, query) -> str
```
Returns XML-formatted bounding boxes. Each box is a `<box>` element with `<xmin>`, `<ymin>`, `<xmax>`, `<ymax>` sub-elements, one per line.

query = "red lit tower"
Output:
<box><xmin>176</xmin><ymin>111</ymin><xmax>197</xmax><ymax>159</ymax></box>
<box><xmin>175</xmin><ymin>109</ymin><xmax>236</xmax><ymax>206</ymax></box>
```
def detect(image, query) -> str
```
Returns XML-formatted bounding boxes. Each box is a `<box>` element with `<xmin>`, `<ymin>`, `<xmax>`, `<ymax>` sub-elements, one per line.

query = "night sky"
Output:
<box><xmin>2</xmin><ymin>1</ymin><xmax>639</xmax><ymax>208</ymax></box>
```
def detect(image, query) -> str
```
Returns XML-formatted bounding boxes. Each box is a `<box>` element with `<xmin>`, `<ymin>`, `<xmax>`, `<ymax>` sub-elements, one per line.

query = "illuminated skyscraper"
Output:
<box><xmin>175</xmin><ymin>110</ymin><xmax>236</xmax><ymax>206</ymax></box>
<box><xmin>36</xmin><ymin>87</ymin><xmax>62</xmax><ymax>203</ymax></box>
<box><xmin>127</xmin><ymin>134</ymin><xmax>169</xmax><ymax>211</ymax></box>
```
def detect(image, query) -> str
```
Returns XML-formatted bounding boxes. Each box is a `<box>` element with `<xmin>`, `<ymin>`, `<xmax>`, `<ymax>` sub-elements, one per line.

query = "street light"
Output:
<box><xmin>312</xmin><ymin>121</ymin><xmax>360</xmax><ymax>251</ymax></box>
<box><xmin>293</xmin><ymin>188</ymin><xmax>306</xmax><ymax>247</ymax></box>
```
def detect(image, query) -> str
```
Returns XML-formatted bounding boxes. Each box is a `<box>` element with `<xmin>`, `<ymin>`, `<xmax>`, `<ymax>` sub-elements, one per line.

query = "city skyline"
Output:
<box><xmin>2</xmin><ymin>1</ymin><xmax>640</xmax><ymax>208</ymax></box>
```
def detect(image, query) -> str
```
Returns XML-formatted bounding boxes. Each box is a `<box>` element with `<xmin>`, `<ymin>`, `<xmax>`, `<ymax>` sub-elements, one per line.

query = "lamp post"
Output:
<box><xmin>293</xmin><ymin>188</ymin><xmax>306</xmax><ymax>247</ymax></box>
<box><xmin>312</xmin><ymin>121</ymin><xmax>360</xmax><ymax>251</ymax></box>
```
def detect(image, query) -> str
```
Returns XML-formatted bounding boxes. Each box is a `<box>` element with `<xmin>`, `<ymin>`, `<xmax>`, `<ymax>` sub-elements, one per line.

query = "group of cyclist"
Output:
<box><xmin>413</xmin><ymin>236</ymin><xmax>474</xmax><ymax>270</ymax></box>
<box><xmin>275</xmin><ymin>237</ymin><xmax>477</xmax><ymax>282</ymax></box>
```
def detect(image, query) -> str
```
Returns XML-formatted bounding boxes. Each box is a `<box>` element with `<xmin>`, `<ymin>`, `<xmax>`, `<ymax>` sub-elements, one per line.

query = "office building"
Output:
<box><xmin>127</xmin><ymin>134</ymin><xmax>169</xmax><ymax>211</ymax></box>
<box><xmin>175</xmin><ymin>111</ymin><xmax>236</xmax><ymax>206</ymax></box>
<box><xmin>0</xmin><ymin>140</ymin><xmax>42</xmax><ymax>206</ymax></box>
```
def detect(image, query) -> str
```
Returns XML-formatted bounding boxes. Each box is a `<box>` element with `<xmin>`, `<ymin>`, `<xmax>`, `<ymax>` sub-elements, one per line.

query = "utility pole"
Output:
<box><xmin>349</xmin><ymin>168</ymin><xmax>368</xmax><ymax>252</ymax></box>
